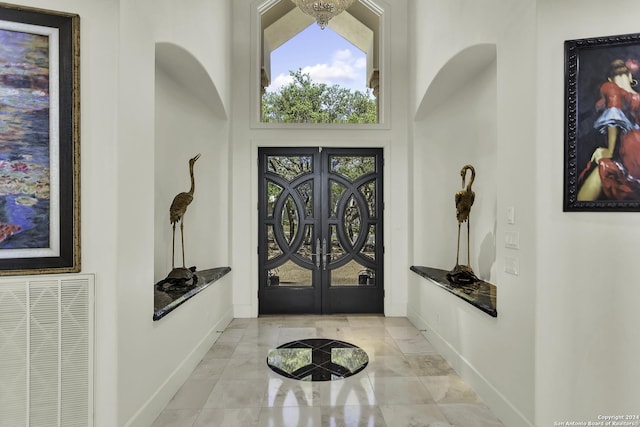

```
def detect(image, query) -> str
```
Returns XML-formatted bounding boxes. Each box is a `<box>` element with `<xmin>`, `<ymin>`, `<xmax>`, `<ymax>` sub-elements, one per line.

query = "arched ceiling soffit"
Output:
<box><xmin>260</xmin><ymin>0</ymin><xmax>381</xmax><ymax>83</ymax></box>
<box><xmin>155</xmin><ymin>42</ymin><xmax>228</xmax><ymax>119</ymax></box>
<box><xmin>415</xmin><ymin>43</ymin><xmax>497</xmax><ymax>121</ymax></box>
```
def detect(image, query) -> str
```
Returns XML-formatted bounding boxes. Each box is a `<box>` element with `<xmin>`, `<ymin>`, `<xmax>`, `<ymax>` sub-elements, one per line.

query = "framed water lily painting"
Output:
<box><xmin>0</xmin><ymin>3</ymin><xmax>79</xmax><ymax>275</ymax></box>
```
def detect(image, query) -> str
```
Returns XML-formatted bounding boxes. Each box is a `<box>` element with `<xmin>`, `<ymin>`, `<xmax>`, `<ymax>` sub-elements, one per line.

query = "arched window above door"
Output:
<box><xmin>258</xmin><ymin>0</ymin><xmax>383</xmax><ymax>125</ymax></box>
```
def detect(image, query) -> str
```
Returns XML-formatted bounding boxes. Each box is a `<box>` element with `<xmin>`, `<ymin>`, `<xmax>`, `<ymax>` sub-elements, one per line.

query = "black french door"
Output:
<box><xmin>258</xmin><ymin>147</ymin><xmax>384</xmax><ymax>314</ymax></box>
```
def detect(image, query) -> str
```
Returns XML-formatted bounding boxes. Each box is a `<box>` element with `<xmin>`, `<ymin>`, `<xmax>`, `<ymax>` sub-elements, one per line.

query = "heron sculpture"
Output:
<box><xmin>450</xmin><ymin>164</ymin><xmax>478</xmax><ymax>283</ymax></box>
<box><xmin>169</xmin><ymin>153</ymin><xmax>201</xmax><ymax>276</ymax></box>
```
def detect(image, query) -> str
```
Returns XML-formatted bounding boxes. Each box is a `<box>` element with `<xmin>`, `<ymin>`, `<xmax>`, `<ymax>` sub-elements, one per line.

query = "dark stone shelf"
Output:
<box><xmin>410</xmin><ymin>266</ymin><xmax>497</xmax><ymax>317</ymax></box>
<box><xmin>153</xmin><ymin>267</ymin><xmax>231</xmax><ymax>321</ymax></box>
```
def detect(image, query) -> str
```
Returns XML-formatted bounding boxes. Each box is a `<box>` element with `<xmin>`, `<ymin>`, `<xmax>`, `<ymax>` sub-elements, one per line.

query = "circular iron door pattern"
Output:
<box><xmin>266</xmin><ymin>339</ymin><xmax>369</xmax><ymax>381</ymax></box>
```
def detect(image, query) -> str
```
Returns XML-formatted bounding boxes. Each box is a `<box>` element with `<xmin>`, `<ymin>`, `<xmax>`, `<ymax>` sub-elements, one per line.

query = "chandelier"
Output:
<box><xmin>292</xmin><ymin>0</ymin><xmax>356</xmax><ymax>30</ymax></box>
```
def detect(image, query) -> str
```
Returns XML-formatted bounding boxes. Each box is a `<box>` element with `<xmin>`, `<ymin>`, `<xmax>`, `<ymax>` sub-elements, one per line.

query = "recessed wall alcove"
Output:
<box><xmin>153</xmin><ymin>42</ymin><xmax>230</xmax><ymax>301</ymax></box>
<box><xmin>412</xmin><ymin>43</ymin><xmax>498</xmax><ymax>308</ymax></box>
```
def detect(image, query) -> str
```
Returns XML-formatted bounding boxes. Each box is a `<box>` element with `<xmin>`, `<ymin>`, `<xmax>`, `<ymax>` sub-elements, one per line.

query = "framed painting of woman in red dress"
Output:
<box><xmin>565</xmin><ymin>33</ymin><xmax>640</xmax><ymax>211</ymax></box>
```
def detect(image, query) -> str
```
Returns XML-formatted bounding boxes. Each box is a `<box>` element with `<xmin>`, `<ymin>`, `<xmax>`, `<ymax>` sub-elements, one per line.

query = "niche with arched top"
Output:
<box><xmin>413</xmin><ymin>44</ymin><xmax>498</xmax><ymax>282</ymax></box>
<box><xmin>153</xmin><ymin>42</ymin><xmax>229</xmax><ymax>283</ymax></box>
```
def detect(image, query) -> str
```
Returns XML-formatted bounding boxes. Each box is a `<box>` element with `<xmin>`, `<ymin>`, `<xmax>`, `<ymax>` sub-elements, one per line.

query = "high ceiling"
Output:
<box><xmin>259</xmin><ymin>0</ymin><xmax>381</xmax><ymax>88</ymax></box>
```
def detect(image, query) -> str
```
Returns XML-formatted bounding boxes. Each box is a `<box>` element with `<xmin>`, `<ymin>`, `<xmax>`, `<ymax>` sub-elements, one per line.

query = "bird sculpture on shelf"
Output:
<box><xmin>448</xmin><ymin>164</ymin><xmax>479</xmax><ymax>285</ymax></box>
<box><xmin>169</xmin><ymin>153</ymin><xmax>201</xmax><ymax>280</ymax></box>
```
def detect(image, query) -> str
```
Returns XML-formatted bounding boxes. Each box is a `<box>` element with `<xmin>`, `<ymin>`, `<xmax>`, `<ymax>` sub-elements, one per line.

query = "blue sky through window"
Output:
<box><xmin>267</xmin><ymin>24</ymin><xmax>368</xmax><ymax>94</ymax></box>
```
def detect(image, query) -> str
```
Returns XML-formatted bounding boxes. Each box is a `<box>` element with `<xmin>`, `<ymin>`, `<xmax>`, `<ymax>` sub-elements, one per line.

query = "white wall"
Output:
<box><xmin>412</xmin><ymin>0</ymin><xmax>640</xmax><ymax>426</ymax></box>
<box><xmin>230</xmin><ymin>0</ymin><xmax>411</xmax><ymax>318</ymax></box>
<box><xmin>153</xmin><ymin>0</ymin><xmax>231</xmax><ymax>115</ymax></box>
<box><xmin>409</xmin><ymin>1</ymin><xmax>537</xmax><ymax>426</ymax></box>
<box><xmin>536</xmin><ymin>0</ymin><xmax>640</xmax><ymax>424</ymax></box>
<box><xmin>2</xmin><ymin>1</ymin><xmax>121</xmax><ymax>425</ymax></box>
<box><xmin>116</xmin><ymin>1</ymin><xmax>234</xmax><ymax>426</ymax></box>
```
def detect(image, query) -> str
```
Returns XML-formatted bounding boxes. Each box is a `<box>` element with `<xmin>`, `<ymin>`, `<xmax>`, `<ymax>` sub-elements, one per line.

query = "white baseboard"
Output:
<box><xmin>124</xmin><ymin>308</ymin><xmax>233</xmax><ymax>427</ymax></box>
<box><xmin>408</xmin><ymin>306</ymin><xmax>535</xmax><ymax>427</ymax></box>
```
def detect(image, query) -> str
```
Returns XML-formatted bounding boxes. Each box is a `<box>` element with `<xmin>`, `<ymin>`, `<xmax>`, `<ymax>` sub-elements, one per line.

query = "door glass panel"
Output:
<box><xmin>296</xmin><ymin>180</ymin><xmax>314</xmax><ymax>218</ymax></box>
<box><xmin>329</xmin><ymin>156</ymin><xmax>375</xmax><ymax>180</ymax></box>
<box><xmin>330</xmin><ymin>181</ymin><xmax>346</xmax><ymax>218</ymax></box>
<box><xmin>267</xmin><ymin>182</ymin><xmax>283</xmax><ymax>218</ymax></box>
<box><xmin>358</xmin><ymin>181</ymin><xmax>376</xmax><ymax>217</ymax></box>
<box><xmin>267</xmin><ymin>225</ymin><xmax>282</xmax><ymax>261</ymax></box>
<box><xmin>267</xmin><ymin>260</ymin><xmax>312</xmax><ymax>287</ymax></box>
<box><xmin>361</xmin><ymin>225</ymin><xmax>376</xmax><ymax>262</ymax></box>
<box><xmin>331</xmin><ymin>259</ymin><xmax>374</xmax><ymax>286</ymax></box>
<box><xmin>267</xmin><ymin>155</ymin><xmax>313</xmax><ymax>181</ymax></box>
<box><xmin>344</xmin><ymin>195</ymin><xmax>362</xmax><ymax>247</ymax></box>
<box><xmin>281</xmin><ymin>195</ymin><xmax>299</xmax><ymax>245</ymax></box>
<box><xmin>329</xmin><ymin>224</ymin><xmax>346</xmax><ymax>261</ymax></box>
<box><xmin>296</xmin><ymin>225</ymin><xmax>314</xmax><ymax>262</ymax></box>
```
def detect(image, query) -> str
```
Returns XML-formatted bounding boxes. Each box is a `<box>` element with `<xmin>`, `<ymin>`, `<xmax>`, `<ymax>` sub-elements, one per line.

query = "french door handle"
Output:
<box><xmin>312</xmin><ymin>238</ymin><xmax>321</xmax><ymax>269</ymax></box>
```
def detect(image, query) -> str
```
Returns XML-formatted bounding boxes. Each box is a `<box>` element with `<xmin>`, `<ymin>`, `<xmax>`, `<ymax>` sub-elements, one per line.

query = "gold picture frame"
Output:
<box><xmin>0</xmin><ymin>3</ymin><xmax>80</xmax><ymax>274</ymax></box>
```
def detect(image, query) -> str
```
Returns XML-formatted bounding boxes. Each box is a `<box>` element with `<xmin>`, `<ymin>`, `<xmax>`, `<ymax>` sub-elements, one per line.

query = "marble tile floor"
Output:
<box><xmin>151</xmin><ymin>316</ymin><xmax>505</xmax><ymax>427</ymax></box>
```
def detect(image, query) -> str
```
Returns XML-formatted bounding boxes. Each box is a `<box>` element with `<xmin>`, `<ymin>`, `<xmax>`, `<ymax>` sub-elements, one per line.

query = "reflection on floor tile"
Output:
<box><xmin>405</xmin><ymin>354</ymin><xmax>457</xmax><ymax>376</ymax></box>
<box><xmin>321</xmin><ymin>405</ymin><xmax>387</xmax><ymax>427</ymax></box>
<box><xmin>318</xmin><ymin>375</ymin><xmax>377</xmax><ymax>407</ymax></box>
<box><xmin>152</xmin><ymin>315</ymin><xmax>504</xmax><ymax>427</ymax></box>
<box><xmin>420</xmin><ymin>375</ymin><xmax>481</xmax><ymax>404</ymax></box>
<box><xmin>258</xmin><ymin>406</ymin><xmax>322</xmax><ymax>427</ymax></box>
<box><xmin>265</xmin><ymin>377</ymin><xmax>321</xmax><ymax>407</ymax></box>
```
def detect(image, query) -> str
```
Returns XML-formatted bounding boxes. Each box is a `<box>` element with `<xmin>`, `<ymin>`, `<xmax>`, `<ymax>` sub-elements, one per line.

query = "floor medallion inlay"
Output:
<box><xmin>266</xmin><ymin>339</ymin><xmax>369</xmax><ymax>381</ymax></box>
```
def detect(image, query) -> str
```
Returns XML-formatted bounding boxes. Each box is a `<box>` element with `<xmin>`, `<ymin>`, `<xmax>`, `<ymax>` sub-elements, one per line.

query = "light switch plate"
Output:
<box><xmin>504</xmin><ymin>256</ymin><xmax>519</xmax><ymax>275</ymax></box>
<box><xmin>505</xmin><ymin>231</ymin><xmax>519</xmax><ymax>249</ymax></box>
<box><xmin>506</xmin><ymin>206</ymin><xmax>515</xmax><ymax>225</ymax></box>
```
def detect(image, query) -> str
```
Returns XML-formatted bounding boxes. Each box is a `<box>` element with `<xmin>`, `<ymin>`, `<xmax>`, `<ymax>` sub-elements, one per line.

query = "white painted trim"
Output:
<box><xmin>123</xmin><ymin>308</ymin><xmax>233</xmax><ymax>427</ymax></box>
<box><xmin>257</xmin><ymin>0</ymin><xmax>280</xmax><ymax>15</ymax></box>
<box><xmin>407</xmin><ymin>307</ymin><xmax>535</xmax><ymax>427</ymax></box>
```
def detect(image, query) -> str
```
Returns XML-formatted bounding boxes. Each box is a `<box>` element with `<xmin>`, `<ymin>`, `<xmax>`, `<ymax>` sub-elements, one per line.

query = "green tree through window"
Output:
<box><xmin>262</xmin><ymin>70</ymin><xmax>377</xmax><ymax>124</ymax></box>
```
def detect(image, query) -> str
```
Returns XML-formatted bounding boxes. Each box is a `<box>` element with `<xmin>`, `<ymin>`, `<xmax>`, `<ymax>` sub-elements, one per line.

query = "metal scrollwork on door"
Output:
<box><xmin>259</xmin><ymin>148</ymin><xmax>383</xmax><ymax>314</ymax></box>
